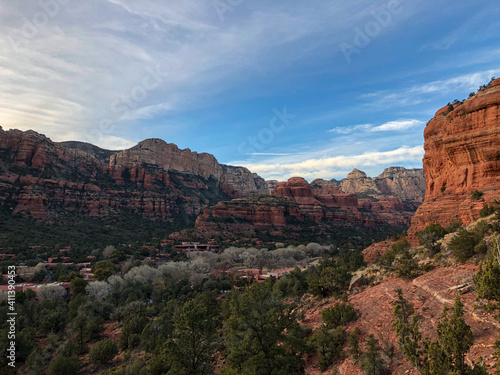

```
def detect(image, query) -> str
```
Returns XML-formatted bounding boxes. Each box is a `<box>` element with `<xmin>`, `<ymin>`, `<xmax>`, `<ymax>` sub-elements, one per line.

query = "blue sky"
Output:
<box><xmin>1</xmin><ymin>0</ymin><xmax>499</xmax><ymax>181</ymax></box>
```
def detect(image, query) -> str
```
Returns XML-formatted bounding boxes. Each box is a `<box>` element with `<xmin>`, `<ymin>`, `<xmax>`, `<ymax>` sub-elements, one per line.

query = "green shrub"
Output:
<box><xmin>480</xmin><ymin>204</ymin><xmax>496</xmax><ymax>218</ymax></box>
<box><xmin>391</xmin><ymin>238</ymin><xmax>410</xmax><ymax>254</ymax></box>
<box><xmin>118</xmin><ymin>315</ymin><xmax>148</xmax><ymax>350</ymax></box>
<box><xmin>361</xmin><ymin>334</ymin><xmax>388</xmax><ymax>375</ymax></box>
<box><xmin>395</xmin><ymin>251</ymin><xmax>419</xmax><ymax>279</ymax></box>
<box><xmin>472</xmin><ymin>220</ymin><xmax>492</xmax><ymax>237</ymax></box>
<box><xmin>322</xmin><ymin>301</ymin><xmax>356</xmax><ymax>328</ymax></box>
<box><xmin>311</xmin><ymin>326</ymin><xmax>346</xmax><ymax>371</ymax></box>
<box><xmin>474</xmin><ymin>240</ymin><xmax>488</xmax><ymax>255</ymax></box>
<box><xmin>448</xmin><ymin>229</ymin><xmax>481</xmax><ymax>263</ymax></box>
<box><xmin>444</xmin><ymin>221</ymin><xmax>462</xmax><ymax>233</ymax></box>
<box><xmin>46</xmin><ymin>354</ymin><xmax>80</xmax><ymax>375</ymax></box>
<box><xmin>471</xmin><ymin>190</ymin><xmax>484</xmax><ymax>201</ymax></box>
<box><xmin>418</xmin><ymin>224</ymin><xmax>447</xmax><ymax>254</ymax></box>
<box><xmin>89</xmin><ymin>339</ymin><xmax>118</xmax><ymax>365</ymax></box>
<box><xmin>474</xmin><ymin>258</ymin><xmax>500</xmax><ymax>302</ymax></box>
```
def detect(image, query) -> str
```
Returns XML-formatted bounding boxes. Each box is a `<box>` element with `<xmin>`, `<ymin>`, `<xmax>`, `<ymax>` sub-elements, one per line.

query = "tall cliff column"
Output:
<box><xmin>408</xmin><ymin>78</ymin><xmax>500</xmax><ymax>240</ymax></box>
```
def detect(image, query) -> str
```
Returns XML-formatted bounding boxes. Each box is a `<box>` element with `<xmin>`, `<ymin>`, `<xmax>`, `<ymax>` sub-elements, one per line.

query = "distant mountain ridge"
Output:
<box><xmin>324</xmin><ymin>166</ymin><xmax>426</xmax><ymax>207</ymax></box>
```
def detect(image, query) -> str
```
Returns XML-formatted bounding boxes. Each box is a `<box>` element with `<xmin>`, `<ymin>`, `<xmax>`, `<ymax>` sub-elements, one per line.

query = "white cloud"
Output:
<box><xmin>363</xmin><ymin>69</ymin><xmax>500</xmax><ymax>109</ymax></box>
<box><xmin>121</xmin><ymin>103</ymin><xmax>172</xmax><ymax>121</ymax></box>
<box><xmin>371</xmin><ymin>119</ymin><xmax>424</xmax><ymax>131</ymax></box>
<box><xmin>329</xmin><ymin>124</ymin><xmax>372</xmax><ymax>134</ymax></box>
<box><xmin>0</xmin><ymin>0</ymin><xmax>417</xmax><ymax>145</ymax></box>
<box><xmin>243</xmin><ymin>145</ymin><xmax>424</xmax><ymax>181</ymax></box>
<box><xmin>328</xmin><ymin>119</ymin><xmax>424</xmax><ymax>134</ymax></box>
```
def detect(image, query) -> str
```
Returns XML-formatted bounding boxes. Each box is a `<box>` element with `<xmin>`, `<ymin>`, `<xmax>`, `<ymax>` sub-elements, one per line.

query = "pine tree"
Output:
<box><xmin>474</xmin><ymin>235</ymin><xmax>500</xmax><ymax>303</ymax></box>
<box><xmin>347</xmin><ymin>328</ymin><xmax>360</xmax><ymax>362</ymax></box>
<box><xmin>361</xmin><ymin>334</ymin><xmax>388</xmax><ymax>375</ymax></box>
<box><xmin>223</xmin><ymin>279</ymin><xmax>306</xmax><ymax>374</ymax></box>
<box><xmin>163</xmin><ymin>295</ymin><xmax>220</xmax><ymax>375</ymax></box>
<box><xmin>436</xmin><ymin>295</ymin><xmax>473</xmax><ymax>375</ymax></box>
<box><xmin>311</xmin><ymin>325</ymin><xmax>345</xmax><ymax>371</ymax></box>
<box><xmin>422</xmin><ymin>340</ymin><xmax>451</xmax><ymax>375</ymax></box>
<box><xmin>391</xmin><ymin>289</ymin><xmax>423</xmax><ymax>371</ymax></box>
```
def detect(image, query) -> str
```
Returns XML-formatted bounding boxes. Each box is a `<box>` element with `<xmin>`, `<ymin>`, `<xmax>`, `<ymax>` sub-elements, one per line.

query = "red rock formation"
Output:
<box><xmin>109</xmin><ymin>138</ymin><xmax>268</xmax><ymax>196</ymax></box>
<box><xmin>190</xmin><ymin>177</ymin><xmax>416</xmax><ymax>241</ymax></box>
<box><xmin>362</xmin><ymin>238</ymin><xmax>397</xmax><ymax>263</ymax></box>
<box><xmin>0</xmin><ymin>127</ymin><xmax>267</xmax><ymax>222</ymax></box>
<box><xmin>409</xmin><ymin>78</ymin><xmax>500</xmax><ymax>239</ymax></box>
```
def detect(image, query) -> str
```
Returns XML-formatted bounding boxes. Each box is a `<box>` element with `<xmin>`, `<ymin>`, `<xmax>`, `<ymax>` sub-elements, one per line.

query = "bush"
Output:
<box><xmin>418</xmin><ymin>224</ymin><xmax>447</xmax><ymax>254</ymax></box>
<box><xmin>361</xmin><ymin>334</ymin><xmax>388</xmax><ymax>375</ymax></box>
<box><xmin>119</xmin><ymin>315</ymin><xmax>148</xmax><ymax>350</ymax></box>
<box><xmin>322</xmin><ymin>301</ymin><xmax>356</xmax><ymax>328</ymax></box>
<box><xmin>444</xmin><ymin>221</ymin><xmax>462</xmax><ymax>233</ymax></box>
<box><xmin>474</xmin><ymin>258</ymin><xmax>500</xmax><ymax>302</ymax></box>
<box><xmin>46</xmin><ymin>354</ymin><xmax>80</xmax><ymax>375</ymax></box>
<box><xmin>480</xmin><ymin>204</ymin><xmax>496</xmax><ymax>218</ymax></box>
<box><xmin>311</xmin><ymin>326</ymin><xmax>346</xmax><ymax>371</ymax></box>
<box><xmin>448</xmin><ymin>229</ymin><xmax>481</xmax><ymax>263</ymax></box>
<box><xmin>471</xmin><ymin>220</ymin><xmax>491</xmax><ymax>237</ymax></box>
<box><xmin>391</xmin><ymin>238</ymin><xmax>410</xmax><ymax>254</ymax></box>
<box><xmin>474</xmin><ymin>240</ymin><xmax>488</xmax><ymax>255</ymax></box>
<box><xmin>89</xmin><ymin>339</ymin><xmax>118</xmax><ymax>365</ymax></box>
<box><xmin>395</xmin><ymin>251</ymin><xmax>419</xmax><ymax>279</ymax></box>
<box><xmin>471</xmin><ymin>190</ymin><xmax>484</xmax><ymax>201</ymax></box>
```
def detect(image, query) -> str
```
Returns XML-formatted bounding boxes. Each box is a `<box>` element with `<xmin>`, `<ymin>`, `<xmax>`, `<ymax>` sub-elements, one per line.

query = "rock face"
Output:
<box><xmin>109</xmin><ymin>138</ymin><xmax>268</xmax><ymax>196</ymax></box>
<box><xmin>336</xmin><ymin>167</ymin><xmax>426</xmax><ymax>205</ymax></box>
<box><xmin>408</xmin><ymin>78</ymin><xmax>500</xmax><ymax>238</ymax></box>
<box><xmin>0</xmin><ymin>128</ymin><xmax>267</xmax><ymax>223</ymax></box>
<box><xmin>191</xmin><ymin>177</ymin><xmax>416</xmax><ymax>241</ymax></box>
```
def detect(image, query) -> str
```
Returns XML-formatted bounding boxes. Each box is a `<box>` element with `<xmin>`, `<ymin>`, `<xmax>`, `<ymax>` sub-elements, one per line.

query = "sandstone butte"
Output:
<box><xmin>407</xmin><ymin>77</ymin><xmax>500</xmax><ymax>243</ymax></box>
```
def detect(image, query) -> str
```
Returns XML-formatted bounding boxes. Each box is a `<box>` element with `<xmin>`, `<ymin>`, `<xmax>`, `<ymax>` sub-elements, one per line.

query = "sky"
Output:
<box><xmin>1</xmin><ymin>0</ymin><xmax>499</xmax><ymax>181</ymax></box>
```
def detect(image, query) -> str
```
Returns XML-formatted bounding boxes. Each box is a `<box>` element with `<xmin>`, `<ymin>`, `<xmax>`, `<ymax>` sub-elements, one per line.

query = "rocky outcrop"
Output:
<box><xmin>191</xmin><ymin>177</ymin><xmax>416</xmax><ymax>241</ymax></box>
<box><xmin>375</xmin><ymin>167</ymin><xmax>426</xmax><ymax>203</ymax></box>
<box><xmin>220</xmin><ymin>165</ymin><xmax>269</xmax><ymax>197</ymax></box>
<box><xmin>336</xmin><ymin>167</ymin><xmax>426</xmax><ymax>204</ymax></box>
<box><xmin>303</xmin><ymin>264</ymin><xmax>499</xmax><ymax>374</ymax></box>
<box><xmin>0</xmin><ymin>128</ymin><xmax>267</xmax><ymax>223</ymax></box>
<box><xmin>109</xmin><ymin>138</ymin><xmax>267</xmax><ymax>197</ymax></box>
<box><xmin>409</xmin><ymin>78</ymin><xmax>500</xmax><ymax>238</ymax></box>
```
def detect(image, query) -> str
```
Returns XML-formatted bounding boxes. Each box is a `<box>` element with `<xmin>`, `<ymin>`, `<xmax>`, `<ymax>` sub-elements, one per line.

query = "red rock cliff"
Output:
<box><xmin>408</xmin><ymin>78</ymin><xmax>500</xmax><ymax>238</ymax></box>
<box><xmin>0</xmin><ymin>128</ymin><xmax>267</xmax><ymax>222</ymax></box>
